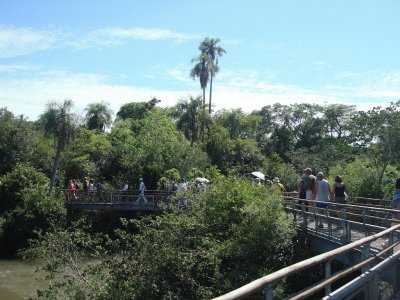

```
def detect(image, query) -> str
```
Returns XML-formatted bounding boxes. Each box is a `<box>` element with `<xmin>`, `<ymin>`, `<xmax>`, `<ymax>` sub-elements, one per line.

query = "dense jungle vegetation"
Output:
<box><xmin>1</xmin><ymin>96</ymin><xmax>400</xmax><ymax>298</ymax></box>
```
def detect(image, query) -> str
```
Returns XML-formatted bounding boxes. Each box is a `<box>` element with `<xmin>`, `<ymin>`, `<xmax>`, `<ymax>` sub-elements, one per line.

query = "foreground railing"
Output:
<box><xmin>213</xmin><ymin>224</ymin><xmax>400</xmax><ymax>300</ymax></box>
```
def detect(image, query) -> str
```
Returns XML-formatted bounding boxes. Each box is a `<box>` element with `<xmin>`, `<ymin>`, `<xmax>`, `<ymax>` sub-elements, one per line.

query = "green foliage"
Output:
<box><xmin>84</xmin><ymin>101</ymin><xmax>113</xmax><ymax>132</ymax></box>
<box><xmin>187</xmin><ymin>168</ymin><xmax>204</xmax><ymax>180</ymax></box>
<box><xmin>263</xmin><ymin>154</ymin><xmax>299</xmax><ymax>191</ymax></box>
<box><xmin>116</xmin><ymin>98</ymin><xmax>160</xmax><ymax>121</ymax></box>
<box><xmin>163</xmin><ymin>168</ymin><xmax>181</xmax><ymax>181</ymax></box>
<box><xmin>205</xmin><ymin>123</ymin><xmax>232</xmax><ymax>173</ymax></box>
<box><xmin>228</xmin><ymin>139</ymin><xmax>265</xmax><ymax>175</ymax></box>
<box><xmin>0</xmin><ymin>163</ymin><xmax>49</xmax><ymax>213</ymax></box>
<box><xmin>0</xmin><ymin>108</ymin><xmax>51</xmax><ymax>175</ymax></box>
<box><xmin>63</xmin><ymin>129</ymin><xmax>112</xmax><ymax>182</ymax></box>
<box><xmin>0</xmin><ymin>164</ymin><xmax>66</xmax><ymax>254</ymax></box>
<box><xmin>328</xmin><ymin>157</ymin><xmax>396</xmax><ymax>199</ymax></box>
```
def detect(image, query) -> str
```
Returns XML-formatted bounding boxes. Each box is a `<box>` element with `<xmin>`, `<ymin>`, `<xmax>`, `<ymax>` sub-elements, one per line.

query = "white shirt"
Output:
<box><xmin>139</xmin><ymin>181</ymin><xmax>146</xmax><ymax>193</ymax></box>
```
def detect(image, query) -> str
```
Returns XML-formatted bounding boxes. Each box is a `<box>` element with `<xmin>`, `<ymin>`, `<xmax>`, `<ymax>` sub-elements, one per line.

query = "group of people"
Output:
<box><xmin>118</xmin><ymin>178</ymin><xmax>149</xmax><ymax>203</ymax></box>
<box><xmin>298</xmin><ymin>168</ymin><xmax>348</xmax><ymax>205</ymax></box>
<box><xmin>297</xmin><ymin>168</ymin><xmax>348</xmax><ymax>228</ymax></box>
<box><xmin>68</xmin><ymin>177</ymin><xmax>103</xmax><ymax>200</ymax></box>
<box><xmin>251</xmin><ymin>176</ymin><xmax>286</xmax><ymax>192</ymax></box>
<box><xmin>167</xmin><ymin>178</ymin><xmax>210</xmax><ymax>196</ymax></box>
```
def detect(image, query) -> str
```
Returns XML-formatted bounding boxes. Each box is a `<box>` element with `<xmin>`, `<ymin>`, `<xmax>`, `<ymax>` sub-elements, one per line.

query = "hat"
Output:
<box><xmin>139</xmin><ymin>178</ymin><xmax>143</xmax><ymax>181</ymax></box>
<box><xmin>317</xmin><ymin>172</ymin><xmax>324</xmax><ymax>178</ymax></box>
<box><xmin>273</xmin><ymin>177</ymin><xmax>280</xmax><ymax>183</ymax></box>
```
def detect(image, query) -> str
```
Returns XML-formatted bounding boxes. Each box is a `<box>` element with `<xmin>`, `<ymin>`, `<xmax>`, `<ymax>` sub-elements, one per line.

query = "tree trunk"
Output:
<box><xmin>377</xmin><ymin>160</ymin><xmax>388</xmax><ymax>197</ymax></box>
<box><xmin>202</xmin><ymin>88</ymin><xmax>206</xmax><ymax>142</ymax></box>
<box><xmin>209</xmin><ymin>75</ymin><xmax>213</xmax><ymax>114</ymax></box>
<box><xmin>49</xmin><ymin>143</ymin><xmax>63</xmax><ymax>192</ymax></box>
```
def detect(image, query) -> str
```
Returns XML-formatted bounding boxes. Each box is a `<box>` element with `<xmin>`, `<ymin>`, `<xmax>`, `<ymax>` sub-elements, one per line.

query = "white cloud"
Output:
<box><xmin>1</xmin><ymin>67</ymin><xmax>398</xmax><ymax>121</ymax></box>
<box><xmin>0</xmin><ymin>25</ymin><xmax>65</xmax><ymax>58</ymax></box>
<box><xmin>96</xmin><ymin>27</ymin><xmax>193</xmax><ymax>41</ymax></box>
<box><xmin>0</xmin><ymin>63</ymin><xmax>38</xmax><ymax>73</ymax></box>
<box><xmin>0</xmin><ymin>25</ymin><xmax>195</xmax><ymax>57</ymax></box>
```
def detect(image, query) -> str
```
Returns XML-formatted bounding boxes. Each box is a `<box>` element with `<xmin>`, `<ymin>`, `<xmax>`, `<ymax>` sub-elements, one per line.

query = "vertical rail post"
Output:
<box><xmin>368</xmin><ymin>272</ymin><xmax>378</xmax><ymax>300</ymax></box>
<box><xmin>302</xmin><ymin>200</ymin><xmax>307</xmax><ymax>232</ymax></box>
<box><xmin>361</xmin><ymin>243</ymin><xmax>370</xmax><ymax>273</ymax></box>
<box><xmin>325</xmin><ymin>259</ymin><xmax>332</xmax><ymax>295</ymax></box>
<box><xmin>265</xmin><ymin>284</ymin><xmax>274</xmax><ymax>300</ymax></box>
<box><xmin>394</xmin><ymin>258</ymin><xmax>400</xmax><ymax>298</ymax></box>
<box><xmin>362</xmin><ymin>209</ymin><xmax>367</xmax><ymax>236</ymax></box>
<box><xmin>341</xmin><ymin>208</ymin><xmax>350</xmax><ymax>244</ymax></box>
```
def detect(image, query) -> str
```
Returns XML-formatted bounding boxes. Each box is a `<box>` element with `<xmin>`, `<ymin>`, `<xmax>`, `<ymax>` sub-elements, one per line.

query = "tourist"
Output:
<box><xmin>332</xmin><ymin>175</ymin><xmax>347</xmax><ymax>205</ymax></box>
<box><xmin>136</xmin><ymin>178</ymin><xmax>148</xmax><ymax>204</ymax></box>
<box><xmin>88</xmin><ymin>179</ymin><xmax>95</xmax><ymax>201</ymax></box>
<box><xmin>301</xmin><ymin>168</ymin><xmax>316</xmax><ymax>210</ymax></box>
<box><xmin>273</xmin><ymin>177</ymin><xmax>285</xmax><ymax>192</ymax></box>
<box><xmin>298</xmin><ymin>170</ymin><xmax>308</xmax><ymax>211</ymax></box>
<box><xmin>82</xmin><ymin>176</ymin><xmax>89</xmax><ymax>195</ymax></box>
<box><xmin>121</xmin><ymin>182</ymin><xmax>129</xmax><ymax>191</ymax></box>
<box><xmin>96</xmin><ymin>179</ymin><xmax>104</xmax><ymax>202</ymax></box>
<box><xmin>254</xmin><ymin>178</ymin><xmax>262</xmax><ymax>187</ymax></box>
<box><xmin>313</xmin><ymin>172</ymin><xmax>331</xmax><ymax>228</ymax></box>
<box><xmin>68</xmin><ymin>179</ymin><xmax>77</xmax><ymax>200</ymax></box>
<box><xmin>392</xmin><ymin>177</ymin><xmax>400</xmax><ymax>221</ymax></box>
<box><xmin>177</xmin><ymin>178</ymin><xmax>188</xmax><ymax>208</ymax></box>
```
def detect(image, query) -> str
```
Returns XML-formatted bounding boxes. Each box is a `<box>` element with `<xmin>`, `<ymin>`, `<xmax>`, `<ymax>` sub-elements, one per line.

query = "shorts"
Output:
<box><xmin>335</xmin><ymin>196</ymin><xmax>345</xmax><ymax>204</ymax></box>
<box><xmin>316</xmin><ymin>202</ymin><xmax>329</xmax><ymax>209</ymax></box>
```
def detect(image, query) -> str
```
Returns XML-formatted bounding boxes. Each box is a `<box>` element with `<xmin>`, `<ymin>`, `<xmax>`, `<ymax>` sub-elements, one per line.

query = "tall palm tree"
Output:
<box><xmin>39</xmin><ymin>100</ymin><xmax>79</xmax><ymax>192</ymax></box>
<box><xmin>85</xmin><ymin>101</ymin><xmax>113</xmax><ymax>132</ymax></box>
<box><xmin>199</xmin><ymin>38</ymin><xmax>226</xmax><ymax>114</ymax></box>
<box><xmin>190</xmin><ymin>53</ymin><xmax>211</xmax><ymax>110</ymax></box>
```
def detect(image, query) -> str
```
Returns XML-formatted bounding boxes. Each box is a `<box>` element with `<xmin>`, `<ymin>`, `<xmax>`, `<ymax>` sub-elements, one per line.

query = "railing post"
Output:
<box><xmin>394</xmin><ymin>257</ymin><xmax>400</xmax><ymax>297</ymax></box>
<box><xmin>385</xmin><ymin>212</ymin><xmax>391</xmax><ymax>228</ymax></box>
<box><xmin>325</xmin><ymin>259</ymin><xmax>332</xmax><ymax>295</ymax></box>
<box><xmin>340</xmin><ymin>208</ymin><xmax>350</xmax><ymax>244</ymax></box>
<box><xmin>302</xmin><ymin>201</ymin><xmax>307</xmax><ymax>232</ymax></box>
<box><xmin>361</xmin><ymin>243</ymin><xmax>370</xmax><ymax>273</ymax></box>
<box><xmin>293</xmin><ymin>197</ymin><xmax>297</xmax><ymax>221</ymax></box>
<box><xmin>314</xmin><ymin>203</ymin><xmax>318</xmax><ymax>231</ymax></box>
<box><xmin>265</xmin><ymin>284</ymin><xmax>274</xmax><ymax>300</ymax></box>
<box><xmin>368</xmin><ymin>272</ymin><xmax>378</xmax><ymax>300</ymax></box>
<box><xmin>362</xmin><ymin>209</ymin><xmax>367</xmax><ymax>236</ymax></box>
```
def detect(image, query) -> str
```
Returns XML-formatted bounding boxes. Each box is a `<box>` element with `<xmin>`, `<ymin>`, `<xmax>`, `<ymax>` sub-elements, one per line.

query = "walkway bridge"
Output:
<box><xmin>214</xmin><ymin>194</ymin><xmax>400</xmax><ymax>300</ymax></box>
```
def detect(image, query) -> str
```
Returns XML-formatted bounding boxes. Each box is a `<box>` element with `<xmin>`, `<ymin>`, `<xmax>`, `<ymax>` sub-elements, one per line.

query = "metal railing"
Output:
<box><xmin>63</xmin><ymin>189</ymin><xmax>167</xmax><ymax>206</ymax></box>
<box><xmin>212</xmin><ymin>225</ymin><xmax>400</xmax><ymax>300</ymax></box>
<box><xmin>283</xmin><ymin>195</ymin><xmax>399</xmax><ymax>245</ymax></box>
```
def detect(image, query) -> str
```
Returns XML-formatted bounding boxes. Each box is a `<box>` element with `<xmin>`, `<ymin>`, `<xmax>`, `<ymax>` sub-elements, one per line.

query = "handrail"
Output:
<box><xmin>291</xmin><ymin>241</ymin><xmax>400</xmax><ymax>300</ymax></box>
<box><xmin>212</xmin><ymin>224</ymin><xmax>400</xmax><ymax>300</ymax></box>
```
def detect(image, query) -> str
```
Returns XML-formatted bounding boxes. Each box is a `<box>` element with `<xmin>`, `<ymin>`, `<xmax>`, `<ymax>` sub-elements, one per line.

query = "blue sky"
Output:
<box><xmin>1</xmin><ymin>0</ymin><xmax>399</xmax><ymax>121</ymax></box>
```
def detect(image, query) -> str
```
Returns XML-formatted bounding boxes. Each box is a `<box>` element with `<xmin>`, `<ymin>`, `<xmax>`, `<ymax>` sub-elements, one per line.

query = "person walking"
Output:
<box><xmin>300</xmin><ymin>168</ymin><xmax>316</xmax><ymax>211</ymax></box>
<box><xmin>273</xmin><ymin>177</ymin><xmax>285</xmax><ymax>192</ymax></box>
<box><xmin>313</xmin><ymin>172</ymin><xmax>332</xmax><ymax>228</ymax></box>
<box><xmin>332</xmin><ymin>175</ymin><xmax>347</xmax><ymax>205</ymax></box>
<box><xmin>136</xmin><ymin>178</ymin><xmax>148</xmax><ymax>204</ymax></box>
<box><xmin>68</xmin><ymin>179</ymin><xmax>77</xmax><ymax>200</ymax></box>
<box><xmin>392</xmin><ymin>177</ymin><xmax>400</xmax><ymax>221</ymax></box>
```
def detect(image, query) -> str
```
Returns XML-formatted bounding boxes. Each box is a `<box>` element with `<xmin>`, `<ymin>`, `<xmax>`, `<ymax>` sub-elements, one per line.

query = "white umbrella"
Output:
<box><xmin>251</xmin><ymin>171</ymin><xmax>265</xmax><ymax>181</ymax></box>
<box><xmin>195</xmin><ymin>177</ymin><xmax>209</xmax><ymax>183</ymax></box>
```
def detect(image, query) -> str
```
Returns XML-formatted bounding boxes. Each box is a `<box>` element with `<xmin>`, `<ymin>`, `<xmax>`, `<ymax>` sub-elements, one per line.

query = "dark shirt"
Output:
<box><xmin>334</xmin><ymin>185</ymin><xmax>345</xmax><ymax>198</ymax></box>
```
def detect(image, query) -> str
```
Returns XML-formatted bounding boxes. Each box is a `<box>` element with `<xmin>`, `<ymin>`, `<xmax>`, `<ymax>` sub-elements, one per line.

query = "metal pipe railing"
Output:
<box><xmin>212</xmin><ymin>225</ymin><xmax>400</xmax><ymax>300</ymax></box>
